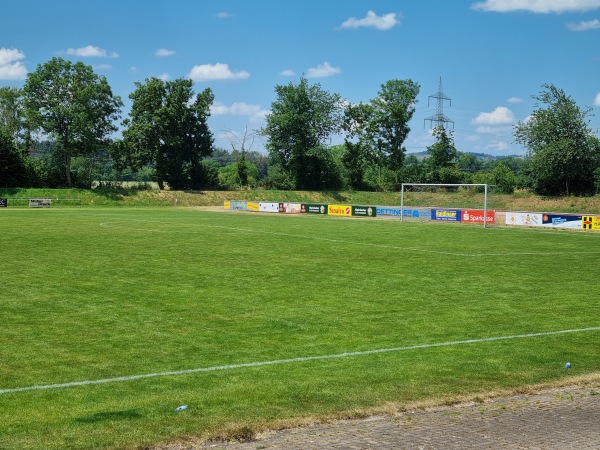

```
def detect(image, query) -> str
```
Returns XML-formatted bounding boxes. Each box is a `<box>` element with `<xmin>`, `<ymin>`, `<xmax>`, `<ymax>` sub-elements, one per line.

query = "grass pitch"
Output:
<box><xmin>1</xmin><ymin>208</ymin><xmax>599</xmax><ymax>449</ymax></box>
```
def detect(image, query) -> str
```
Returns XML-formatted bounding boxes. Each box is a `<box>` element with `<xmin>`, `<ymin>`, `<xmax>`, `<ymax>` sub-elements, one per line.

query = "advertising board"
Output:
<box><xmin>461</xmin><ymin>209</ymin><xmax>495</xmax><ymax>224</ymax></box>
<box><xmin>506</xmin><ymin>212</ymin><xmax>543</xmax><ymax>227</ymax></box>
<box><xmin>303</xmin><ymin>203</ymin><xmax>328</xmax><ymax>214</ymax></box>
<box><xmin>278</xmin><ymin>202</ymin><xmax>302</xmax><ymax>214</ymax></box>
<box><xmin>376</xmin><ymin>207</ymin><xmax>431</xmax><ymax>219</ymax></box>
<box><xmin>352</xmin><ymin>206</ymin><xmax>376</xmax><ymax>217</ymax></box>
<box><xmin>0</xmin><ymin>198</ymin><xmax>6</xmax><ymax>208</ymax></box>
<box><xmin>259</xmin><ymin>202</ymin><xmax>280</xmax><ymax>213</ymax></box>
<box><xmin>247</xmin><ymin>202</ymin><xmax>260</xmax><ymax>212</ymax></box>
<box><xmin>229</xmin><ymin>201</ymin><xmax>248</xmax><ymax>211</ymax></box>
<box><xmin>541</xmin><ymin>214</ymin><xmax>582</xmax><ymax>229</ymax></box>
<box><xmin>431</xmin><ymin>209</ymin><xmax>461</xmax><ymax>222</ymax></box>
<box><xmin>328</xmin><ymin>204</ymin><xmax>352</xmax><ymax>217</ymax></box>
<box><xmin>29</xmin><ymin>199</ymin><xmax>51</xmax><ymax>208</ymax></box>
<box><xmin>582</xmin><ymin>216</ymin><xmax>600</xmax><ymax>230</ymax></box>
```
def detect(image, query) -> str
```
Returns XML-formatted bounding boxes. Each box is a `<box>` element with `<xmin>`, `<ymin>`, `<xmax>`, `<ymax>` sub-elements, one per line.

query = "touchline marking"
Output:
<box><xmin>2</xmin><ymin>327</ymin><xmax>599</xmax><ymax>395</ymax></box>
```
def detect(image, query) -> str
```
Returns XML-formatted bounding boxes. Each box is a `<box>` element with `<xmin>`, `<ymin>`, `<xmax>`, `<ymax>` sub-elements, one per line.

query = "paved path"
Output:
<box><xmin>168</xmin><ymin>383</ymin><xmax>600</xmax><ymax>450</ymax></box>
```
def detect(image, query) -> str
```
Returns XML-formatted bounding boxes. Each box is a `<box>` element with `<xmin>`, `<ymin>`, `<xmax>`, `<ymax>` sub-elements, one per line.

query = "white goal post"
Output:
<box><xmin>400</xmin><ymin>183</ymin><xmax>490</xmax><ymax>228</ymax></box>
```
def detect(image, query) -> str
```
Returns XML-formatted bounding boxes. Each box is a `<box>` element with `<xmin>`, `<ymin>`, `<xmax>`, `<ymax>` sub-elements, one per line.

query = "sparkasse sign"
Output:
<box><xmin>461</xmin><ymin>209</ymin><xmax>495</xmax><ymax>224</ymax></box>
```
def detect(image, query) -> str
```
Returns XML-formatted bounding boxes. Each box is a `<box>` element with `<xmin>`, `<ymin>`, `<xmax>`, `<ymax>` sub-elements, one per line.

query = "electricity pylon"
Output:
<box><xmin>425</xmin><ymin>77</ymin><xmax>454</xmax><ymax>130</ymax></box>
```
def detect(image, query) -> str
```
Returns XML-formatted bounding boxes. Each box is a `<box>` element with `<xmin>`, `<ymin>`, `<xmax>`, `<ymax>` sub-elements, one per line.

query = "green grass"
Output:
<box><xmin>1</xmin><ymin>208</ymin><xmax>599</xmax><ymax>449</ymax></box>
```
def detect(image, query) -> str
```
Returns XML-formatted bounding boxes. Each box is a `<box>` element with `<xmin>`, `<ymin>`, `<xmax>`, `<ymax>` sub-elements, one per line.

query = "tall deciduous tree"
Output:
<box><xmin>118</xmin><ymin>78</ymin><xmax>214</xmax><ymax>190</ymax></box>
<box><xmin>370</xmin><ymin>79</ymin><xmax>420</xmax><ymax>173</ymax></box>
<box><xmin>514</xmin><ymin>84</ymin><xmax>598</xmax><ymax>196</ymax></box>
<box><xmin>262</xmin><ymin>77</ymin><xmax>343</xmax><ymax>190</ymax></box>
<box><xmin>342</xmin><ymin>79</ymin><xmax>420</xmax><ymax>189</ymax></box>
<box><xmin>0</xmin><ymin>129</ymin><xmax>28</xmax><ymax>187</ymax></box>
<box><xmin>23</xmin><ymin>57</ymin><xmax>122</xmax><ymax>187</ymax></box>
<box><xmin>0</xmin><ymin>86</ymin><xmax>24</xmax><ymax>143</ymax></box>
<box><xmin>342</xmin><ymin>102</ymin><xmax>376</xmax><ymax>190</ymax></box>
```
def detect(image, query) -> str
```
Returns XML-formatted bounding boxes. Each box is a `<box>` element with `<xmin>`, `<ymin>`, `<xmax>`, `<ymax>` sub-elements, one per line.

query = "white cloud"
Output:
<box><xmin>158</xmin><ymin>73</ymin><xmax>170</xmax><ymax>81</ymax></box>
<box><xmin>66</xmin><ymin>45</ymin><xmax>118</xmax><ymax>58</ymax></box>
<box><xmin>339</xmin><ymin>10</ymin><xmax>399</xmax><ymax>30</ymax></box>
<box><xmin>281</xmin><ymin>69</ymin><xmax>295</xmax><ymax>77</ymax></box>
<box><xmin>471</xmin><ymin>0</ymin><xmax>600</xmax><ymax>13</ymax></box>
<box><xmin>507</xmin><ymin>97</ymin><xmax>522</xmax><ymax>103</ymax></box>
<box><xmin>594</xmin><ymin>92</ymin><xmax>600</xmax><ymax>106</ymax></box>
<box><xmin>211</xmin><ymin>101</ymin><xmax>269</xmax><ymax>123</ymax></box>
<box><xmin>484</xmin><ymin>140</ymin><xmax>509</xmax><ymax>152</ymax></box>
<box><xmin>475</xmin><ymin>125</ymin><xmax>513</xmax><ymax>134</ymax></box>
<box><xmin>567</xmin><ymin>18</ymin><xmax>600</xmax><ymax>30</ymax></box>
<box><xmin>217</xmin><ymin>12</ymin><xmax>232</xmax><ymax>18</ymax></box>
<box><xmin>472</xmin><ymin>106</ymin><xmax>516</xmax><ymax>125</ymax></box>
<box><xmin>188</xmin><ymin>63</ymin><xmax>249</xmax><ymax>81</ymax></box>
<box><xmin>0</xmin><ymin>48</ymin><xmax>27</xmax><ymax>80</ymax></box>
<box><xmin>155</xmin><ymin>48</ymin><xmax>175</xmax><ymax>57</ymax></box>
<box><xmin>92</xmin><ymin>64</ymin><xmax>112</xmax><ymax>71</ymax></box>
<box><xmin>307</xmin><ymin>61</ymin><xmax>341</xmax><ymax>78</ymax></box>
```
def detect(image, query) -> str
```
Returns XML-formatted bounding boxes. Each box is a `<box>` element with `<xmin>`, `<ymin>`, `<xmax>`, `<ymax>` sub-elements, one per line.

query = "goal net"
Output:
<box><xmin>400</xmin><ymin>183</ymin><xmax>492</xmax><ymax>228</ymax></box>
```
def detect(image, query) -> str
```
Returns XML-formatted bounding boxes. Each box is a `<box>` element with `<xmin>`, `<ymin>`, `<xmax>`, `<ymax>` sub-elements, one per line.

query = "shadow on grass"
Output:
<box><xmin>75</xmin><ymin>409</ymin><xmax>143</xmax><ymax>424</ymax></box>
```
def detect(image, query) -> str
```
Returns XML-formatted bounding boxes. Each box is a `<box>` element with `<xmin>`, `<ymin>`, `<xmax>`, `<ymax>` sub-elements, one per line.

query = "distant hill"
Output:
<box><xmin>407</xmin><ymin>151</ymin><xmax>524</xmax><ymax>161</ymax></box>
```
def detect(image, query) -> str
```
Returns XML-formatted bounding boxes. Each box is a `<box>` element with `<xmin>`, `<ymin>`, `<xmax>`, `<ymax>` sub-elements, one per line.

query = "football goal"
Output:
<box><xmin>400</xmin><ymin>183</ymin><xmax>491</xmax><ymax>228</ymax></box>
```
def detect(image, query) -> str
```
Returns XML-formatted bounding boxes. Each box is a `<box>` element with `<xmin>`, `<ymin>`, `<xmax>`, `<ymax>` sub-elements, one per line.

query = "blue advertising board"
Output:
<box><xmin>376</xmin><ymin>207</ymin><xmax>430</xmax><ymax>219</ymax></box>
<box><xmin>542</xmin><ymin>214</ymin><xmax>582</xmax><ymax>229</ymax></box>
<box><xmin>431</xmin><ymin>209</ymin><xmax>461</xmax><ymax>222</ymax></box>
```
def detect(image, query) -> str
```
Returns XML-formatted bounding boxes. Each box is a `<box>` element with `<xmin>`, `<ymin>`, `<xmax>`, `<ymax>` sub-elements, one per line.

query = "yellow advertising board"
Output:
<box><xmin>328</xmin><ymin>204</ymin><xmax>352</xmax><ymax>217</ymax></box>
<box><xmin>582</xmin><ymin>215</ymin><xmax>600</xmax><ymax>230</ymax></box>
<box><xmin>224</xmin><ymin>201</ymin><xmax>231</xmax><ymax>210</ymax></box>
<box><xmin>247</xmin><ymin>201</ymin><xmax>259</xmax><ymax>212</ymax></box>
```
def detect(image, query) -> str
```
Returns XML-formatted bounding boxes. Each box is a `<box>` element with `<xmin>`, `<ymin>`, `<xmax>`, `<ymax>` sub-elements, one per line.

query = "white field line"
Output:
<box><xmin>99</xmin><ymin>220</ymin><xmax>600</xmax><ymax>258</ymax></box>
<box><xmin>2</xmin><ymin>327</ymin><xmax>599</xmax><ymax>395</ymax></box>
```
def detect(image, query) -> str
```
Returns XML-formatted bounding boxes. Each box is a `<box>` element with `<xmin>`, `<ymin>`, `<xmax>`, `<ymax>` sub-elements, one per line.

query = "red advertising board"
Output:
<box><xmin>461</xmin><ymin>209</ymin><xmax>495</xmax><ymax>224</ymax></box>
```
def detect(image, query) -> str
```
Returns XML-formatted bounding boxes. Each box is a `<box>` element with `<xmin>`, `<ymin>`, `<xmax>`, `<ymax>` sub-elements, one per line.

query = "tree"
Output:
<box><xmin>426</xmin><ymin>126</ymin><xmax>459</xmax><ymax>183</ymax></box>
<box><xmin>262</xmin><ymin>77</ymin><xmax>343</xmax><ymax>190</ymax></box>
<box><xmin>23</xmin><ymin>57</ymin><xmax>122</xmax><ymax>187</ymax></box>
<box><xmin>0</xmin><ymin>86</ymin><xmax>25</xmax><ymax>143</ymax></box>
<box><xmin>457</xmin><ymin>152</ymin><xmax>483</xmax><ymax>175</ymax></box>
<box><xmin>218</xmin><ymin>161</ymin><xmax>259</xmax><ymax>189</ymax></box>
<box><xmin>342</xmin><ymin>102</ymin><xmax>376</xmax><ymax>190</ymax></box>
<box><xmin>370</xmin><ymin>79</ymin><xmax>420</xmax><ymax>174</ymax></box>
<box><xmin>222</xmin><ymin>128</ymin><xmax>257</xmax><ymax>188</ymax></box>
<box><xmin>491</xmin><ymin>162</ymin><xmax>518</xmax><ymax>194</ymax></box>
<box><xmin>118</xmin><ymin>78</ymin><xmax>214</xmax><ymax>190</ymax></box>
<box><xmin>342</xmin><ymin>80</ymin><xmax>420</xmax><ymax>189</ymax></box>
<box><xmin>514</xmin><ymin>84</ymin><xmax>598</xmax><ymax>196</ymax></box>
<box><xmin>0</xmin><ymin>129</ymin><xmax>28</xmax><ymax>187</ymax></box>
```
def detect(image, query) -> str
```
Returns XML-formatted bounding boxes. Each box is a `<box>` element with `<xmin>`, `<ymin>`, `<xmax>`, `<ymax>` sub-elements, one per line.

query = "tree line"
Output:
<box><xmin>1</xmin><ymin>57</ymin><xmax>599</xmax><ymax>196</ymax></box>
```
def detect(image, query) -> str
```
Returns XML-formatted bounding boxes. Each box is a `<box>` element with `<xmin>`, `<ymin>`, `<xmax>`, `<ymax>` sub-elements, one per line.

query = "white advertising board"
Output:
<box><xmin>505</xmin><ymin>212</ymin><xmax>543</xmax><ymax>227</ymax></box>
<box><xmin>259</xmin><ymin>202</ymin><xmax>280</xmax><ymax>213</ymax></box>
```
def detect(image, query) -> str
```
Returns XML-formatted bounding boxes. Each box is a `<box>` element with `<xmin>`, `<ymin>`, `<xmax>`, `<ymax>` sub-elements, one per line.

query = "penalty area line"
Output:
<box><xmin>3</xmin><ymin>326</ymin><xmax>599</xmax><ymax>395</ymax></box>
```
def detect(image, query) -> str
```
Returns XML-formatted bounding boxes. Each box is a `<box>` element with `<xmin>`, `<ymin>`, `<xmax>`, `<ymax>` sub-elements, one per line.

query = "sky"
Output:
<box><xmin>2</xmin><ymin>0</ymin><xmax>600</xmax><ymax>157</ymax></box>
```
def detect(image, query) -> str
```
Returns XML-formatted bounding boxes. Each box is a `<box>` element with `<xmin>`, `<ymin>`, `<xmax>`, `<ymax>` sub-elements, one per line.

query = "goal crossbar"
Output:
<box><xmin>400</xmin><ymin>183</ymin><xmax>490</xmax><ymax>228</ymax></box>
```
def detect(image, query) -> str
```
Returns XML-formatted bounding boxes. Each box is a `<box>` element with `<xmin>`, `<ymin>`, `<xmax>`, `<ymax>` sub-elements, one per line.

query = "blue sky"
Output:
<box><xmin>2</xmin><ymin>0</ymin><xmax>600</xmax><ymax>156</ymax></box>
